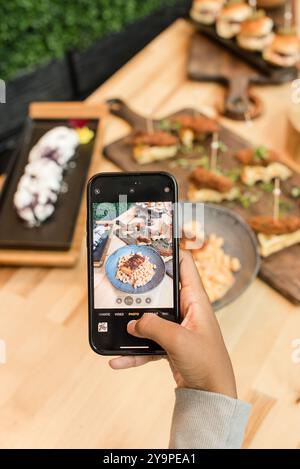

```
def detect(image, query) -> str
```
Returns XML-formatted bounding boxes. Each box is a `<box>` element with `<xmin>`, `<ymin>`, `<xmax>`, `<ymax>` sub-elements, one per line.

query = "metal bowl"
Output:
<box><xmin>180</xmin><ymin>202</ymin><xmax>260</xmax><ymax>311</ymax></box>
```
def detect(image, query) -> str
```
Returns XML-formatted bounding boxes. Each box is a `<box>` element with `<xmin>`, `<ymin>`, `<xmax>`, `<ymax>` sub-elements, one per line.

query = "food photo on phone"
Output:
<box><xmin>87</xmin><ymin>172</ymin><xmax>179</xmax><ymax>355</ymax></box>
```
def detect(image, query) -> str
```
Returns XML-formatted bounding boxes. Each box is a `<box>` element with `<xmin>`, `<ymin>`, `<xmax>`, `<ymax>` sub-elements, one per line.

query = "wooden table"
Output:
<box><xmin>0</xmin><ymin>19</ymin><xmax>300</xmax><ymax>449</ymax></box>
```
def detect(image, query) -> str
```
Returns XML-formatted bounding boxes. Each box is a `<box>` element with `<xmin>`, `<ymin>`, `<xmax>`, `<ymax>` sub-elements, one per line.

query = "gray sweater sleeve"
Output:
<box><xmin>169</xmin><ymin>388</ymin><xmax>251</xmax><ymax>449</ymax></box>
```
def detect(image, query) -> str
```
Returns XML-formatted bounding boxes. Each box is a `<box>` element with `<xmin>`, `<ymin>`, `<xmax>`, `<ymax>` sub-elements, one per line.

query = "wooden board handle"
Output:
<box><xmin>106</xmin><ymin>98</ymin><xmax>147</xmax><ymax>130</ymax></box>
<box><xmin>224</xmin><ymin>77</ymin><xmax>263</xmax><ymax>121</ymax></box>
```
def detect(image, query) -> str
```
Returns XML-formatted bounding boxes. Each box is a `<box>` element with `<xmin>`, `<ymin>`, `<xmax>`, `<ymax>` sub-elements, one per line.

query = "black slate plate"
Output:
<box><xmin>0</xmin><ymin>117</ymin><xmax>99</xmax><ymax>250</ymax></box>
<box><xmin>180</xmin><ymin>202</ymin><xmax>260</xmax><ymax>311</ymax></box>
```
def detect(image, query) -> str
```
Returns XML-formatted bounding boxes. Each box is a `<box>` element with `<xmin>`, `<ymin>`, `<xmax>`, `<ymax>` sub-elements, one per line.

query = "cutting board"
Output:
<box><xmin>0</xmin><ymin>102</ymin><xmax>106</xmax><ymax>267</ymax></box>
<box><xmin>188</xmin><ymin>32</ymin><xmax>297</xmax><ymax>120</ymax></box>
<box><xmin>104</xmin><ymin>98</ymin><xmax>300</xmax><ymax>303</ymax></box>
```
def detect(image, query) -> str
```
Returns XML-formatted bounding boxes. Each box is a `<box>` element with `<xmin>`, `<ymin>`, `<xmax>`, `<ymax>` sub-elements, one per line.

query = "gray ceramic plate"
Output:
<box><xmin>179</xmin><ymin>202</ymin><xmax>260</xmax><ymax>311</ymax></box>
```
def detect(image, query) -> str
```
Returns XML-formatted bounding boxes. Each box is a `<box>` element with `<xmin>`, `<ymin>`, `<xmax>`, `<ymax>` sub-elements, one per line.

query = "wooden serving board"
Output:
<box><xmin>187</xmin><ymin>32</ymin><xmax>297</xmax><ymax>120</ymax></box>
<box><xmin>0</xmin><ymin>102</ymin><xmax>106</xmax><ymax>268</ymax></box>
<box><xmin>104</xmin><ymin>98</ymin><xmax>300</xmax><ymax>303</ymax></box>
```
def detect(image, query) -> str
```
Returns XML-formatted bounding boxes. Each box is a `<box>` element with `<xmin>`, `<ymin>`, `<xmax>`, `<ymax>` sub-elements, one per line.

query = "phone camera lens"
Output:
<box><xmin>94</xmin><ymin>188</ymin><xmax>100</xmax><ymax>195</ymax></box>
<box><xmin>164</xmin><ymin>187</ymin><xmax>170</xmax><ymax>193</ymax></box>
<box><xmin>129</xmin><ymin>188</ymin><xmax>135</xmax><ymax>194</ymax></box>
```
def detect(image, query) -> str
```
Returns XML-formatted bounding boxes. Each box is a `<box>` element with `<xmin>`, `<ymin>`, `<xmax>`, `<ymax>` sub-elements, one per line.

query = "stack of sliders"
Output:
<box><xmin>237</xmin><ymin>10</ymin><xmax>274</xmax><ymax>51</ymax></box>
<box><xmin>216</xmin><ymin>1</ymin><xmax>252</xmax><ymax>39</ymax></box>
<box><xmin>190</xmin><ymin>0</ymin><xmax>298</xmax><ymax>68</ymax></box>
<box><xmin>236</xmin><ymin>146</ymin><xmax>292</xmax><ymax>186</ymax></box>
<box><xmin>169</xmin><ymin>114</ymin><xmax>220</xmax><ymax>147</ymax></box>
<box><xmin>126</xmin><ymin>130</ymin><xmax>179</xmax><ymax>164</ymax></box>
<box><xmin>188</xmin><ymin>166</ymin><xmax>240</xmax><ymax>202</ymax></box>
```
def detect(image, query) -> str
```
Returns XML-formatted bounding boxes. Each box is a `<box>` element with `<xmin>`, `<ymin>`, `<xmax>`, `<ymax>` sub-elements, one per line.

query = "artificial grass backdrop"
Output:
<box><xmin>0</xmin><ymin>0</ymin><xmax>179</xmax><ymax>81</ymax></box>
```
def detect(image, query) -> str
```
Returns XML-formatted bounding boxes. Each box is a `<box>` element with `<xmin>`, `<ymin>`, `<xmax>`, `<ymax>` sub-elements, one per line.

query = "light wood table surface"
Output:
<box><xmin>0</xmin><ymin>19</ymin><xmax>300</xmax><ymax>449</ymax></box>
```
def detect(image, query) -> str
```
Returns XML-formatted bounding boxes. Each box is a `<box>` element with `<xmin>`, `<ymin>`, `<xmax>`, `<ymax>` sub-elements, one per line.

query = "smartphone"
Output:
<box><xmin>87</xmin><ymin>172</ymin><xmax>179</xmax><ymax>355</ymax></box>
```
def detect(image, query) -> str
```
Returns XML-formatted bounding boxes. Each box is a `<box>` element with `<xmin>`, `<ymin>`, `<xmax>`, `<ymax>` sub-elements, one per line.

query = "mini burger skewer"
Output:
<box><xmin>273</xmin><ymin>177</ymin><xmax>281</xmax><ymax>222</ymax></box>
<box><xmin>284</xmin><ymin>1</ymin><xmax>293</xmax><ymax>30</ymax></box>
<box><xmin>210</xmin><ymin>131</ymin><xmax>219</xmax><ymax>172</ymax></box>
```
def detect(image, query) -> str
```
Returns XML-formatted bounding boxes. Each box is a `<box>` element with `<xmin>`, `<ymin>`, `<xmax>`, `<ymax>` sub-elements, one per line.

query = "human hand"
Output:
<box><xmin>109</xmin><ymin>250</ymin><xmax>237</xmax><ymax>399</ymax></box>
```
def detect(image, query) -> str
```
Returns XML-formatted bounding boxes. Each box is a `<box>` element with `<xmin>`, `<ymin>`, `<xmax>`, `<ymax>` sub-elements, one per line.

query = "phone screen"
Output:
<box><xmin>87</xmin><ymin>173</ymin><xmax>179</xmax><ymax>355</ymax></box>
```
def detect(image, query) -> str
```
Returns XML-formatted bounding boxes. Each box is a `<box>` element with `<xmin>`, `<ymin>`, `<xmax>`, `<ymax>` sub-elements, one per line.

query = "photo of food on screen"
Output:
<box><xmin>92</xmin><ymin>202</ymin><xmax>174</xmax><ymax>309</ymax></box>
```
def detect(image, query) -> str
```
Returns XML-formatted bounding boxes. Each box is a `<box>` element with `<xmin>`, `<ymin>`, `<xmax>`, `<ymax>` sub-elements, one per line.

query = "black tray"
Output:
<box><xmin>193</xmin><ymin>22</ymin><xmax>298</xmax><ymax>84</ymax></box>
<box><xmin>0</xmin><ymin>117</ymin><xmax>99</xmax><ymax>250</ymax></box>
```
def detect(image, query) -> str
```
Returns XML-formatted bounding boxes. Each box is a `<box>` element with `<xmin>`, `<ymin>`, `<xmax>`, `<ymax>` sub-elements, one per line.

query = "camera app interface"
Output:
<box><xmin>92</xmin><ymin>201</ymin><xmax>174</xmax><ymax>314</ymax></box>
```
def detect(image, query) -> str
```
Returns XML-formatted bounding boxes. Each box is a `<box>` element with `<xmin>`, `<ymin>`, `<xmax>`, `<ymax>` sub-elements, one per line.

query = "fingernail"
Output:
<box><xmin>127</xmin><ymin>320</ymin><xmax>137</xmax><ymax>331</ymax></box>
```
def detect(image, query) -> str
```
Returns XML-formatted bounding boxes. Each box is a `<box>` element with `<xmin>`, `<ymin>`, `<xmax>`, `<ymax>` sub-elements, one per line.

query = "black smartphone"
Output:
<box><xmin>87</xmin><ymin>172</ymin><xmax>179</xmax><ymax>356</ymax></box>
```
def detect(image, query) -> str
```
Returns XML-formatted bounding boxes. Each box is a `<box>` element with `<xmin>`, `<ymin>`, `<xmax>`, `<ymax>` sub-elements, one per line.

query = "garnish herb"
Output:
<box><xmin>254</xmin><ymin>145</ymin><xmax>268</xmax><ymax>162</ymax></box>
<box><xmin>157</xmin><ymin>119</ymin><xmax>181</xmax><ymax>132</ymax></box>
<box><xmin>279</xmin><ymin>200</ymin><xmax>293</xmax><ymax>214</ymax></box>
<box><xmin>238</xmin><ymin>192</ymin><xmax>261</xmax><ymax>209</ymax></box>
<box><xmin>225</xmin><ymin>168</ymin><xmax>241</xmax><ymax>182</ymax></box>
<box><xmin>217</xmin><ymin>141</ymin><xmax>228</xmax><ymax>153</ymax></box>
<box><xmin>291</xmin><ymin>187</ymin><xmax>300</xmax><ymax>198</ymax></box>
<box><xmin>259</xmin><ymin>181</ymin><xmax>274</xmax><ymax>193</ymax></box>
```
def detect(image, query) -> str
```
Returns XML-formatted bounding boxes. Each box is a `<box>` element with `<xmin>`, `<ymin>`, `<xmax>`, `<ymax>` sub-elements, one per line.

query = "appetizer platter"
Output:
<box><xmin>105</xmin><ymin>98</ymin><xmax>300</xmax><ymax>303</ymax></box>
<box><xmin>0</xmin><ymin>102</ymin><xmax>105</xmax><ymax>267</ymax></box>
<box><xmin>190</xmin><ymin>0</ymin><xmax>298</xmax><ymax>82</ymax></box>
<box><xmin>179</xmin><ymin>203</ymin><xmax>260</xmax><ymax>310</ymax></box>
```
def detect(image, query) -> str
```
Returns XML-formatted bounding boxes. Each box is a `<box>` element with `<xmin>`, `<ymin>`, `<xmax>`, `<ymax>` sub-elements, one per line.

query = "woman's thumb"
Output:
<box><xmin>127</xmin><ymin>313</ymin><xmax>184</xmax><ymax>353</ymax></box>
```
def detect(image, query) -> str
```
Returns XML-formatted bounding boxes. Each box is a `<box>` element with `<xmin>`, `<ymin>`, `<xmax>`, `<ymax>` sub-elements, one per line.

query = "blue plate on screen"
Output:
<box><xmin>105</xmin><ymin>245</ymin><xmax>166</xmax><ymax>294</ymax></box>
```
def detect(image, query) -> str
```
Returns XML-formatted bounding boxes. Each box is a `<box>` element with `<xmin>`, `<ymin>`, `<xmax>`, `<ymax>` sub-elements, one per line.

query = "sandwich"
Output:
<box><xmin>188</xmin><ymin>167</ymin><xmax>240</xmax><ymax>202</ymax></box>
<box><xmin>216</xmin><ymin>2</ymin><xmax>252</xmax><ymax>39</ymax></box>
<box><xmin>263</xmin><ymin>33</ymin><xmax>300</xmax><ymax>67</ymax></box>
<box><xmin>248</xmin><ymin>215</ymin><xmax>300</xmax><ymax>257</ymax></box>
<box><xmin>170</xmin><ymin>114</ymin><xmax>219</xmax><ymax>147</ymax></box>
<box><xmin>241</xmin><ymin>162</ymin><xmax>292</xmax><ymax>186</ymax></box>
<box><xmin>127</xmin><ymin>130</ymin><xmax>179</xmax><ymax>164</ymax></box>
<box><xmin>237</xmin><ymin>13</ymin><xmax>274</xmax><ymax>51</ymax></box>
<box><xmin>190</xmin><ymin>0</ymin><xmax>225</xmax><ymax>25</ymax></box>
<box><xmin>235</xmin><ymin>146</ymin><xmax>280</xmax><ymax>166</ymax></box>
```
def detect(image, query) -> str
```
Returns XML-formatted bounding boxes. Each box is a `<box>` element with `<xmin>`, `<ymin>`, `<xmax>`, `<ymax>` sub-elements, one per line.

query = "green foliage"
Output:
<box><xmin>0</xmin><ymin>0</ymin><xmax>177</xmax><ymax>81</ymax></box>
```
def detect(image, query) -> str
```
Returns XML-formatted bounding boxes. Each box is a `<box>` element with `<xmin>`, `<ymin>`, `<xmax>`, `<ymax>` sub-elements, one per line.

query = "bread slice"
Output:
<box><xmin>133</xmin><ymin>145</ymin><xmax>178</xmax><ymax>164</ymax></box>
<box><xmin>188</xmin><ymin>184</ymin><xmax>240</xmax><ymax>202</ymax></box>
<box><xmin>241</xmin><ymin>162</ymin><xmax>292</xmax><ymax>186</ymax></box>
<box><xmin>258</xmin><ymin>230</ymin><xmax>300</xmax><ymax>257</ymax></box>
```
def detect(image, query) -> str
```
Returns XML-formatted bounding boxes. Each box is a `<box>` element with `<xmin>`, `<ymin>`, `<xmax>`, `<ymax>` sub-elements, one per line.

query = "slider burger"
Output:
<box><xmin>248</xmin><ymin>215</ymin><xmax>300</xmax><ymax>257</ymax></box>
<box><xmin>190</xmin><ymin>0</ymin><xmax>225</xmax><ymax>25</ymax></box>
<box><xmin>216</xmin><ymin>2</ymin><xmax>252</xmax><ymax>39</ymax></box>
<box><xmin>126</xmin><ymin>130</ymin><xmax>179</xmax><ymax>164</ymax></box>
<box><xmin>235</xmin><ymin>146</ymin><xmax>280</xmax><ymax>166</ymax></box>
<box><xmin>188</xmin><ymin>167</ymin><xmax>240</xmax><ymax>202</ymax></box>
<box><xmin>263</xmin><ymin>33</ymin><xmax>300</xmax><ymax>67</ymax></box>
<box><xmin>170</xmin><ymin>114</ymin><xmax>219</xmax><ymax>147</ymax></box>
<box><xmin>237</xmin><ymin>13</ymin><xmax>274</xmax><ymax>51</ymax></box>
<box><xmin>241</xmin><ymin>162</ymin><xmax>292</xmax><ymax>186</ymax></box>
